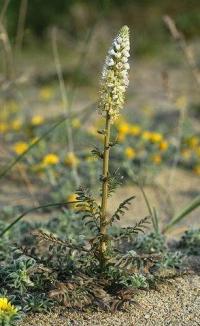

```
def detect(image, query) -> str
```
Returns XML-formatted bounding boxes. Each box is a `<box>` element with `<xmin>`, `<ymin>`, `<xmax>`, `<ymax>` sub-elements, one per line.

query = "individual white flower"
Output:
<box><xmin>98</xmin><ymin>25</ymin><xmax>130</xmax><ymax>122</ymax></box>
<box><xmin>107</xmin><ymin>58</ymin><xmax>115</xmax><ymax>66</ymax></box>
<box><xmin>122</xmin><ymin>50</ymin><xmax>130</xmax><ymax>57</ymax></box>
<box><xmin>121</xmin><ymin>57</ymin><xmax>128</xmax><ymax>63</ymax></box>
<box><xmin>114</xmin><ymin>42</ymin><xmax>120</xmax><ymax>51</ymax></box>
<box><xmin>109</xmin><ymin>49</ymin><xmax>116</xmax><ymax>56</ymax></box>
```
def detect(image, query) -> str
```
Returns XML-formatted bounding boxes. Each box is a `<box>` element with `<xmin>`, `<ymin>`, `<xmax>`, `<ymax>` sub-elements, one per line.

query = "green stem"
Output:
<box><xmin>99</xmin><ymin>111</ymin><xmax>111</xmax><ymax>267</ymax></box>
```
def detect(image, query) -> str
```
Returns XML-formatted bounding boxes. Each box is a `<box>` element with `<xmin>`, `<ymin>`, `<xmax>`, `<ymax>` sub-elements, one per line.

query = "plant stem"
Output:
<box><xmin>99</xmin><ymin>111</ymin><xmax>111</xmax><ymax>267</ymax></box>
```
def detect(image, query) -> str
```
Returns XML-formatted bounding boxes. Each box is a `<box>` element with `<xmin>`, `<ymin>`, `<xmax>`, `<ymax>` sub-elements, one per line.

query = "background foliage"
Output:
<box><xmin>4</xmin><ymin>0</ymin><xmax>200</xmax><ymax>54</ymax></box>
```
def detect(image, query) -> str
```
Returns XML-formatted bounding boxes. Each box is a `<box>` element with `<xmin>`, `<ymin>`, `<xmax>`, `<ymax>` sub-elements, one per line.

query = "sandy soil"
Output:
<box><xmin>2</xmin><ymin>167</ymin><xmax>199</xmax><ymax>234</ymax></box>
<box><xmin>19</xmin><ymin>273</ymin><xmax>200</xmax><ymax>326</ymax></box>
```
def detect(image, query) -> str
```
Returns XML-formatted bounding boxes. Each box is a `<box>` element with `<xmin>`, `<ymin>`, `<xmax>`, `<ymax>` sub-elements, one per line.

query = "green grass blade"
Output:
<box><xmin>163</xmin><ymin>195</ymin><xmax>200</xmax><ymax>233</ymax></box>
<box><xmin>0</xmin><ymin>201</ymin><xmax>82</xmax><ymax>237</ymax></box>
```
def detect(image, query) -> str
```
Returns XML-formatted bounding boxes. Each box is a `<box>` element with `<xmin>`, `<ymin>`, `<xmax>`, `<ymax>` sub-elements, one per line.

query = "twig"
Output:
<box><xmin>167</xmin><ymin>100</ymin><xmax>187</xmax><ymax>193</ymax></box>
<box><xmin>15</xmin><ymin>0</ymin><xmax>28</xmax><ymax>52</ymax></box>
<box><xmin>0</xmin><ymin>0</ymin><xmax>10</xmax><ymax>23</ymax></box>
<box><xmin>163</xmin><ymin>15</ymin><xmax>200</xmax><ymax>88</ymax></box>
<box><xmin>0</xmin><ymin>22</ymin><xmax>15</xmax><ymax>79</ymax></box>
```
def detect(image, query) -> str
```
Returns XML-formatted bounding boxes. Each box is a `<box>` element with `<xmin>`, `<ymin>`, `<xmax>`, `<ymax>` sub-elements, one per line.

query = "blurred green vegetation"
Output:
<box><xmin>1</xmin><ymin>0</ymin><xmax>200</xmax><ymax>55</ymax></box>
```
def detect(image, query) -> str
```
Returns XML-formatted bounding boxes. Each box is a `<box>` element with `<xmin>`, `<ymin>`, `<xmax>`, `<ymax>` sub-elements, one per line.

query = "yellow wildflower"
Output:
<box><xmin>150</xmin><ymin>132</ymin><xmax>163</xmax><ymax>143</ymax></box>
<box><xmin>159</xmin><ymin>140</ymin><xmax>169</xmax><ymax>151</ymax></box>
<box><xmin>193</xmin><ymin>165</ymin><xmax>200</xmax><ymax>175</ymax></box>
<box><xmin>124</xmin><ymin>147</ymin><xmax>136</xmax><ymax>159</ymax></box>
<box><xmin>31</xmin><ymin>115</ymin><xmax>44</xmax><ymax>126</ymax></box>
<box><xmin>118</xmin><ymin>132</ymin><xmax>126</xmax><ymax>142</ymax></box>
<box><xmin>39</xmin><ymin>86</ymin><xmax>54</xmax><ymax>101</ymax></box>
<box><xmin>71</xmin><ymin>118</ymin><xmax>81</xmax><ymax>128</ymax></box>
<box><xmin>42</xmin><ymin>154</ymin><xmax>59</xmax><ymax>166</ymax></box>
<box><xmin>67</xmin><ymin>193</ymin><xmax>78</xmax><ymax>202</ymax></box>
<box><xmin>0</xmin><ymin>122</ymin><xmax>8</xmax><ymax>133</ymax></box>
<box><xmin>129</xmin><ymin>124</ymin><xmax>141</xmax><ymax>136</ymax></box>
<box><xmin>0</xmin><ymin>297</ymin><xmax>18</xmax><ymax>315</ymax></box>
<box><xmin>188</xmin><ymin>136</ymin><xmax>199</xmax><ymax>149</ymax></box>
<box><xmin>67</xmin><ymin>193</ymin><xmax>78</xmax><ymax>209</ymax></box>
<box><xmin>175</xmin><ymin>96</ymin><xmax>187</xmax><ymax>110</ymax></box>
<box><xmin>151</xmin><ymin>154</ymin><xmax>162</xmax><ymax>165</ymax></box>
<box><xmin>181</xmin><ymin>149</ymin><xmax>191</xmax><ymax>160</ymax></box>
<box><xmin>65</xmin><ymin>152</ymin><xmax>79</xmax><ymax>167</ymax></box>
<box><xmin>13</xmin><ymin>142</ymin><xmax>28</xmax><ymax>155</ymax></box>
<box><xmin>117</xmin><ymin>122</ymin><xmax>130</xmax><ymax>134</ymax></box>
<box><xmin>11</xmin><ymin>119</ymin><xmax>22</xmax><ymax>131</ymax></box>
<box><xmin>195</xmin><ymin>146</ymin><xmax>200</xmax><ymax>157</ymax></box>
<box><xmin>142</xmin><ymin>131</ymin><xmax>152</xmax><ymax>141</ymax></box>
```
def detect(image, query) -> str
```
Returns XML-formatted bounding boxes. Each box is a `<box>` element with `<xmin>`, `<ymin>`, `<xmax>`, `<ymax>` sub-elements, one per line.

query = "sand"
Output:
<box><xmin>19</xmin><ymin>273</ymin><xmax>200</xmax><ymax>326</ymax></box>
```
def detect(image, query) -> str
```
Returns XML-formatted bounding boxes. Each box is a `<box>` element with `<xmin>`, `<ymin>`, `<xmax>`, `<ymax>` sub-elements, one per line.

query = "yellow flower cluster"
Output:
<box><xmin>42</xmin><ymin>154</ymin><xmax>60</xmax><ymax>166</ymax></box>
<box><xmin>31</xmin><ymin>115</ymin><xmax>44</xmax><ymax>126</ymax></box>
<box><xmin>115</xmin><ymin>118</ymin><xmax>169</xmax><ymax>151</ymax></box>
<box><xmin>0</xmin><ymin>297</ymin><xmax>18</xmax><ymax>316</ymax></box>
<box><xmin>151</xmin><ymin>154</ymin><xmax>162</xmax><ymax>165</ymax></box>
<box><xmin>142</xmin><ymin>131</ymin><xmax>163</xmax><ymax>143</ymax></box>
<box><xmin>124</xmin><ymin>147</ymin><xmax>136</xmax><ymax>159</ymax></box>
<box><xmin>13</xmin><ymin>142</ymin><xmax>29</xmax><ymax>155</ymax></box>
<box><xmin>193</xmin><ymin>165</ymin><xmax>200</xmax><ymax>175</ymax></box>
<box><xmin>11</xmin><ymin>119</ymin><xmax>23</xmax><ymax>131</ymax></box>
<box><xmin>39</xmin><ymin>86</ymin><xmax>54</xmax><ymax>101</ymax></box>
<box><xmin>187</xmin><ymin>136</ymin><xmax>199</xmax><ymax>149</ymax></box>
<box><xmin>65</xmin><ymin>152</ymin><xmax>79</xmax><ymax>167</ymax></box>
<box><xmin>181</xmin><ymin>135</ymin><xmax>200</xmax><ymax>175</ymax></box>
<box><xmin>115</xmin><ymin>119</ymin><xmax>141</xmax><ymax>141</ymax></box>
<box><xmin>67</xmin><ymin>193</ymin><xmax>78</xmax><ymax>208</ymax></box>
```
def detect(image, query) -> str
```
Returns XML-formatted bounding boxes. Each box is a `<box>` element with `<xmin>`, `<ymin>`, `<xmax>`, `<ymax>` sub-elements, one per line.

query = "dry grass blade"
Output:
<box><xmin>15</xmin><ymin>0</ymin><xmax>28</xmax><ymax>52</ymax></box>
<box><xmin>0</xmin><ymin>22</ymin><xmax>15</xmax><ymax>79</ymax></box>
<box><xmin>163</xmin><ymin>15</ymin><xmax>200</xmax><ymax>87</ymax></box>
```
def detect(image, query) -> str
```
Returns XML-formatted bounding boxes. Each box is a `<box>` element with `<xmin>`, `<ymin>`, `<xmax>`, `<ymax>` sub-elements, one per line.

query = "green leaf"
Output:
<box><xmin>109</xmin><ymin>195</ymin><xmax>135</xmax><ymax>224</ymax></box>
<box><xmin>163</xmin><ymin>195</ymin><xmax>200</xmax><ymax>233</ymax></box>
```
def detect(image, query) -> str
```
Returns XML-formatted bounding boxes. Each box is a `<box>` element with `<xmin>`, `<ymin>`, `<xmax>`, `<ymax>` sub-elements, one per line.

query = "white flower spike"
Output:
<box><xmin>98</xmin><ymin>25</ymin><xmax>130</xmax><ymax>122</ymax></box>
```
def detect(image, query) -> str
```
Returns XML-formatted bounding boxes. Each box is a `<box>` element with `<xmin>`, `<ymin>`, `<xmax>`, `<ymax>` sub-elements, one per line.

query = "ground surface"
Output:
<box><xmin>20</xmin><ymin>273</ymin><xmax>200</xmax><ymax>326</ymax></box>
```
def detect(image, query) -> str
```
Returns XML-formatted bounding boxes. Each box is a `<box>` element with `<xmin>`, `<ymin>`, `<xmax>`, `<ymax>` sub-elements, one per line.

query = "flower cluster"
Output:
<box><xmin>98</xmin><ymin>25</ymin><xmax>130</xmax><ymax>122</ymax></box>
<box><xmin>0</xmin><ymin>297</ymin><xmax>18</xmax><ymax>323</ymax></box>
<box><xmin>180</xmin><ymin>135</ymin><xmax>200</xmax><ymax>175</ymax></box>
